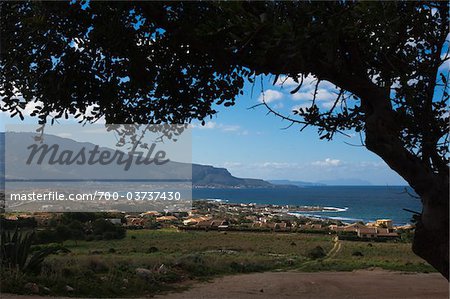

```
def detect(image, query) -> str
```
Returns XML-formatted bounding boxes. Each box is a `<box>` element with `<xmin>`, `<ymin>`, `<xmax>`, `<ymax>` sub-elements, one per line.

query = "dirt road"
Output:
<box><xmin>155</xmin><ymin>270</ymin><xmax>449</xmax><ymax>299</ymax></box>
<box><xmin>2</xmin><ymin>270</ymin><xmax>448</xmax><ymax>299</ymax></box>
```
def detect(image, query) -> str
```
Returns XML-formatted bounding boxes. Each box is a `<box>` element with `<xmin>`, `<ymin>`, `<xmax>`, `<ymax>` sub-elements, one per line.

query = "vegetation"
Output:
<box><xmin>35</xmin><ymin>216</ymin><xmax>126</xmax><ymax>244</ymax></box>
<box><xmin>0</xmin><ymin>229</ymin><xmax>435</xmax><ymax>297</ymax></box>
<box><xmin>0</xmin><ymin>229</ymin><xmax>68</xmax><ymax>274</ymax></box>
<box><xmin>0</xmin><ymin>1</ymin><xmax>448</xmax><ymax>278</ymax></box>
<box><xmin>308</xmin><ymin>246</ymin><xmax>326</xmax><ymax>259</ymax></box>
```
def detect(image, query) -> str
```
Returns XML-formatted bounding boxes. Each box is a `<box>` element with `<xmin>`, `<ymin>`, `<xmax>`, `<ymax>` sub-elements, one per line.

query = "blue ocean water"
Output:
<box><xmin>193</xmin><ymin>186</ymin><xmax>422</xmax><ymax>225</ymax></box>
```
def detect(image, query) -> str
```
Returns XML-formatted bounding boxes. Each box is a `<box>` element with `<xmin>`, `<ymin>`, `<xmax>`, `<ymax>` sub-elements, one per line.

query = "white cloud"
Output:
<box><xmin>275</xmin><ymin>76</ymin><xmax>301</xmax><ymax>87</ymax></box>
<box><xmin>208</xmin><ymin>159</ymin><xmax>406</xmax><ymax>185</ymax></box>
<box><xmin>22</xmin><ymin>101</ymin><xmax>44</xmax><ymax>116</ymax></box>
<box><xmin>277</xmin><ymin>75</ymin><xmax>336</xmax><ymax>91</ymax></box>
<box><xmin>311</xmin><ymin>158</ymin><xmax>341</xmax><ymax>167</ymax></box>
<box><xmin>191</xmin><ymin>122</ymin><xmax>246</xmax><ymax>134</ymax></box>
<box><xmin>221</xmin><ymin>124</ymin><xmax>240</xmax><ymax>132</ymax></box>
<box><xmin>292</xmin><ymin>102</ymin><xmax>313</xmax><ymax>111</ymax></box>
<box><xmin>261</xmin><ymin>162</ymin><xmax>296</xmax><ymax>169</ymax></box>
<box><xmin>272</xmin><ymin>103</ymin><xmax>284</xmax><ymax>109</ymax></box>
<box><xmin>258</xmin><ymin>89</ymin><xmax>284</xmax><ymax>103</ymax></box>
<box><xmin>191</xmin><ymin>121</ymin><xmax>217</xmax><ymax>129</ymax></box>
<box><xmin>223</xmin><ymin>162</ymin><xmax>243</xmax><ymax>168</ymax></box>
<box><xmin>292</xmin><ymin>88</ymin><xmax>336</xmax><ymax>102</ymax></box>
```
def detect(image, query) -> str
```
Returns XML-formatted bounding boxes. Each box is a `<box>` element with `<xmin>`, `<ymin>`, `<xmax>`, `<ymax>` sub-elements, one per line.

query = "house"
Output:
<box><xmin>394</xmin><ymin>224</ymin><xmax>414</xmax><ymax>230</ymax></box>
<box><xmin>140</xmin><ymin>211</ymin><xmax>161</xmax><ymax>217</ymax></box>
<box><xmin>375</xmin><ymin>219</ymin><xmax>393</xmax><ymax>229</ymax></box>
<box><xmin>183</xmin><ymin>216</ymin><xmax>211</xmax><ymax>226</ymax></box>
<box><xmin>126</xmin><ymin>217</ymin><xmax>148</xmax><ymax>227</ymax></box>
<box><xmin>300</xmin><ymin>223</ymin><xmax>323</xmax><ymax>230</ymax></box>
<box><xmin>356</xmin><ymin>227</ymin><xmax>378</xmax><ymax>238</ymax></box>
<box><xmin>196</xmin><ymin>220</ymin><xmax>213</xmax><ymax>229</ymax></box>
<box><xmin>251</xmin><ymin>221</ymin><xmax>287</xmax><ymax>230</ymax></box>
<box><xmin>376</xmin><ymin>228</ymin><xmax>399</xmax><ymax>238</ymax></box>
<box><xmin>342</xmin><ymin>222</ymin><xmax>367</xmax><ymax>232</ymax></box>
<box><xmin>156</xmin><ymin>216</ymin><xmax>178</xmax><ymax>222</ymax></box>
<box><xmin>329</xmin><ymin>224</ymin><xmax>345</xmax><ymax>232</ymax></box>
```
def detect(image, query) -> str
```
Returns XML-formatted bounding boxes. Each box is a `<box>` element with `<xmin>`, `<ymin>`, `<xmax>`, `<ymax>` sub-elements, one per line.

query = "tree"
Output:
<box><xmin>1</xmin><ymin>1</ymin><xmax>448</xmax><ymax>278</ymax></box>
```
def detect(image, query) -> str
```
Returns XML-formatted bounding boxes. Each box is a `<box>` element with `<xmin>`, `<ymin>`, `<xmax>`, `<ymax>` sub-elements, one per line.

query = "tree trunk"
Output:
<box><xmin>413</xmin><ymin>190</ymin><xmax>449</xmax><ymax>279</ymax></box>
<box><xmin>360</xmin><ymin>87</ymin><xmax>449</xmax><ymax>280</ymax></box>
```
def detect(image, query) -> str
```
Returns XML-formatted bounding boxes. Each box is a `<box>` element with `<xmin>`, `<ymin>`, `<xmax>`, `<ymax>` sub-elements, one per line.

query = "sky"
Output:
<box><xmin>2</xmin><ymin>39</ymin><xmax>448</xmax><ymax>186</ymax></box>
<box><xmin>189</xmin><ymin>76</ymin><xmax>408</xmax><ymax>185</ymax></box>
<box><xmin>1</xmin><ymin>74</ymin><xmax>413</xmax><ymax>186</ymax></box>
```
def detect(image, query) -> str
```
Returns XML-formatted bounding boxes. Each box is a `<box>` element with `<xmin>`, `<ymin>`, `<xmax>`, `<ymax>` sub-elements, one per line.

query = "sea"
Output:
<box><xmin>193</xmin><ymin>186</ymin><xmax>422</xmax><ymax>226</ymax></box>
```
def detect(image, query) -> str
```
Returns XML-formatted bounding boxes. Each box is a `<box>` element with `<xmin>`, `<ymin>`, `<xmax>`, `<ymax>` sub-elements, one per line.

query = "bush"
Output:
<box><xmin>1</xmin><ymin>229</ymin><xmax>68</xmax><ymax>274</ymax></box>
<box><xmin>147</xmin><ymin>246</ymin><xmax>159</xmax><ymax>253</ymax></box>
<box><xmin>35</xmin><ymin>229</ymin><xmax>58</xmax><ymax>244</ymax></box>
<box><xmin>0</xmin><ymin>217</ymin><xmax>37</xmax><ymax>230</ymax></box>
<box><xmin>87</xmin><ymin>257</ymin><xmax>109</xmax><ymax>273</ymax></box>
<box><xmin>90</xmin><ymin>219</ymin><xmax>126</xmax><ymax>240</ymax></box>
<box><xmin>308</xmin><ymin>246</ymin><xmax>326</xmax><ymax>259</ymax></box>
<box><xmin>35</xmin><ymin>221</ymin><xmax>87</xmax><ymax>244</ymax></box>
<box><xmin>352</xmin><ymin>251</ymin><xmax>364</xmax><ymax>257</ymax></box>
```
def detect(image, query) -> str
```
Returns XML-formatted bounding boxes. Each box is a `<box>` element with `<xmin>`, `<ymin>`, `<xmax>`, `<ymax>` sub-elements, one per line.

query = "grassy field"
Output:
<box><xmin>1</xmin><ymin>229</ymin><xmax>435</xmax><ymax>297</ymax></box>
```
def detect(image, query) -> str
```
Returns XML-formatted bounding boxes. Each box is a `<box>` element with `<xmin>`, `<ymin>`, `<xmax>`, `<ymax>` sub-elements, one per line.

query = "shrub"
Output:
<box><xmin>87</xmin><ymin>257</ymin><xmax>109</xmax><ymax>273</ymax></box>
<box><xmin>0</xmin><ymin>229</ymin><xmax>69</xmax><ymax>274</ymax></box>
<box><xmin>147</xmin><ymin>246</ymin><xmax>159</xmax><ymax>253</ymax></box>
<box><xmin>35</xmin><ymin>229</ymin><xmax>58</xmax><ymax>244</ymax></box>
<box><xmin>90</xmin><ymin>219</ymin><xmax>126</xmax><ymax>240</ymax></box>
<box><xmin>308</xmin><ymin>246</ymin><xmax>326</xmax><ymax>259</ymax></box>
<box><xmin>352</xmin><ymin>251</ymin><xmax>364</xmax><ymax>257</ymax></box>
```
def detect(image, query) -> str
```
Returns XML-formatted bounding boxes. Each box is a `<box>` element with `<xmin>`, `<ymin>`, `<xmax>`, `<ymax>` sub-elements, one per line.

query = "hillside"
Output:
<box><xmin>0</xmin><ymin>132</ymin><xmax>282</xmax><ymax>189</ymax></box>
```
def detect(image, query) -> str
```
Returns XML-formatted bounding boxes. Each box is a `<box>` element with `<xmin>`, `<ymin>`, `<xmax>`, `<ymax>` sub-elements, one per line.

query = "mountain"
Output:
<box><xmin>268</xmin><ymin>179</ymin><xmax>326</xmax><ymax>187</ymax></box>
<box><xmin>317</xmin><ymin>178</ymin><xmax>372</xmax><ymax>186</ymax></box>
<box><xmin>193</xmin><ymin>164</ymin><xmax>273</xmax><ymax>188</ymax></box>
<box><xmin>0</xmin><ymin>132</ymin><xmax>280</xmax><ymax>188</ymax></box>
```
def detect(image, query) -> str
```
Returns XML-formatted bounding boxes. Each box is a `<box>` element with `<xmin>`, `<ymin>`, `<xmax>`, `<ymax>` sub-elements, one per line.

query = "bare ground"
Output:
<box><xmin>154</xmin><ymin>270</ymin><xmax>448</xmax><ymax>299</ymax></box>
<box><xmin>1</xmin><ymin>270</ymin><xmax>448</xmax><ymax>299</ymax></box>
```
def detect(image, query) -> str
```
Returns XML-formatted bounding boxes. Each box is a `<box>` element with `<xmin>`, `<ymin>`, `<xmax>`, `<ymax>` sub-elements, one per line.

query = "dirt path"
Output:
<box><xmin>324</xmin><ymin>237</ymin><xmax>341</xmax><ymax>260</ymax></box>
<box><xmin>2</xmin><ymin>270</ymin><xmax>448</xmax><ymax>299</ymax></box>
<box><xmin>154</xmin><ymin>270</ymin><xmax>448</xmax><ymax>299</ymax></box>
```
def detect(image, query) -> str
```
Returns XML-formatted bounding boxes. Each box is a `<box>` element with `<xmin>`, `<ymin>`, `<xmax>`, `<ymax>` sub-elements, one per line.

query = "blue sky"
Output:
<box><xmin>2</xmin><ymin>55</ymin><xmax>448</xmax><ymax>185</ymax></box>
<box><xmin>189</xmin><ymin>75</ymin><xmax>408</xmax><ymax>185</ymax></box>
<box><xmin>0</xmin><ymin>74</ymin><xmax>411</xmax><ymax>185</ymax></box>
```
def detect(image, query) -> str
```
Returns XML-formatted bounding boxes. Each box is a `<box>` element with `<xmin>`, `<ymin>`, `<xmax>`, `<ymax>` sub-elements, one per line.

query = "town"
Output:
<box><xmin>4</xmin><ymin>200</ymin><xmax>413</xmax><ymax>241</ymax></box>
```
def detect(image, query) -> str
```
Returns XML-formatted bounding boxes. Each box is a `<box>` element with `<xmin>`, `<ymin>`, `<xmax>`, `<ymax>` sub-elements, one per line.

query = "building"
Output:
<box><xmin>156</xmin><ymin>216</ymin><xmax>178</xmax><ymax>222</ymax></box>
<box><xmin>375</xmin><ymin>219</ymin><xmax>393</xmax><ymax>229</ymax></box>
<box><xmin>299</xmin><ymin>223</ymin><xmax>323</xmax><ymax>230</ymax></box>
<box><xmin>183</xmin><ymin>216</ymin><xmax>211</xmax><ymax>226</ymax></box>
<box><xmin>376</xmin><ymin>228</ymin><xmax>399</xmax><ymax>238</ymax></box>
<box><xmin>126</xmin><ymin>217</ymin><xmax>148</xmax><ymax>227</ymax></box>
<box><xmin>140</xmin><ymin>211</ymin><xmax>161</xmax><ymax>217</ymax></box>
<box><xmin>356</xmin><ymin>227</ymin><xmax>378</xmax><ymax>238</ymax></box>
<box><xmin>332</xmin><ymin>222</ymin><xmax>399</xmax><ymax>239</ymax></box>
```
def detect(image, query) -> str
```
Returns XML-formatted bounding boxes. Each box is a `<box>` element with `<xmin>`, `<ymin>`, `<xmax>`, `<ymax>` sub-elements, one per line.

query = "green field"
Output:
<box><xmin>1</xmin><ymin>229</ymin><xmax>435</xmax><ymax>297</ymax></box>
